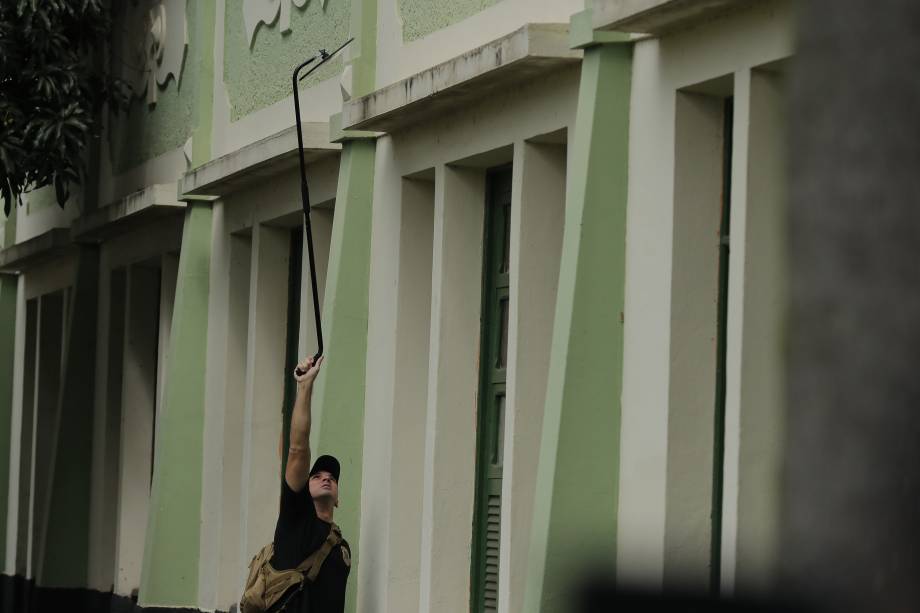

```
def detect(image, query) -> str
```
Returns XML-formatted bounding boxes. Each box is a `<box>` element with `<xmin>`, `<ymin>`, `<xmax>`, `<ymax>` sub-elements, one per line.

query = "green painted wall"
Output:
<box><xmin>311</xmin><ymin>139</ymin><xmax>375</xmax><ymax>613</ymax></box>
<box><xmin>0</xmin><ymin>204</ymin><xmax>15</xmax><ymax>568</ymax></box>
<box><xmin>350</xmin><ymin>0</ymin><xmax>377</xmax><ymax>97</ymax></box>
<box><xmin>41</xmin><ymin>247</ymin><xmax>100</xmax><ymax>588</ymax></box>
<box><xmin>398</xmin><ymin>0</ymin><xmax>505</xmax><ymax>42</ymax></box>
<box><xmin>192</xmin><ymin>1</ymin><xmax>217</xmax><ymax>168</ymax></box>
<box><xmin>0</xmin><ymin>274</ymin><xmax>14</xmax><ymax>563</ymax></box>
<box><xmin>109</xmin><ymin>1</ymin><xmax>200</xmax><ymax>174</ymax></box>
<box><xmin>524</xmin><ymin>42</ymin><xmax>632</xmax><ymax>612</ymax></box>
<box><xmin>223</xmin><ymin>0</ymin><xmax>350</xmax><ymax>121</ymax></box>
<box><xmin>139</xmin><ymin>203</ymin><xmax>212</xmax><ymax>607</ymax></box>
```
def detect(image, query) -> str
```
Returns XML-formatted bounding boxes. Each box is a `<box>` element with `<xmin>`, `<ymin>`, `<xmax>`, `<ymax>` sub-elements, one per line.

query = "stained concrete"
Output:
<box><xmin>341</xmin><ymin>24</ymin><xmax>580</xmax><ymax>133</ymax></box>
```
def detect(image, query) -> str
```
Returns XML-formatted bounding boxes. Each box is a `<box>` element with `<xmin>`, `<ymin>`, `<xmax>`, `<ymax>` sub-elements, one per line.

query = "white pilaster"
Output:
<box><xmin>418</xmin><ymin>164</ymin><xmax>484</xmax><ymax>613</ymax></box>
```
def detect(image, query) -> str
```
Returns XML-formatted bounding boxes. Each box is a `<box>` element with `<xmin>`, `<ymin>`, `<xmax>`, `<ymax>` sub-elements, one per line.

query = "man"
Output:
<box><xmin>269</xmin><ymin>356</ymin><xmax>351</xmax><ymax>612</ymax></box>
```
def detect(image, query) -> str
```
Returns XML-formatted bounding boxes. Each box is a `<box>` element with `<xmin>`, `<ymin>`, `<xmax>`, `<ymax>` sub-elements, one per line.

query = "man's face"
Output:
<box><xmin>308</xmin><ymin>470</ymin><xmax>339</xmax><ymax>507</ymax></box>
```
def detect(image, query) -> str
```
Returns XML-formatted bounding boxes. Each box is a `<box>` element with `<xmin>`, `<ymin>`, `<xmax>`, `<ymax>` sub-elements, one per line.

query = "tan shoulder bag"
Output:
<box><xmin>240</xmin><ymin>524</ymin><xmax>342</xmax><ymax>613</ymax></box>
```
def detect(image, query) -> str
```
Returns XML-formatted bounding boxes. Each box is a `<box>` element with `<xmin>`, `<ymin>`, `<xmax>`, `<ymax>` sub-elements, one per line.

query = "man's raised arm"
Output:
<box><xmin>285</xmin><ymin>356</ymin><xmax>323</xmax><ymax>492</ymax></box>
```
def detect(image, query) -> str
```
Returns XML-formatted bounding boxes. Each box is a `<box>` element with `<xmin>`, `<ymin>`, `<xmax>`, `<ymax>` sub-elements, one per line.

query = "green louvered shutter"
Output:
<box><xmin>472</xmin><ymin>168</ymin><xmax>512</xmax><ymax>613</ymax></box>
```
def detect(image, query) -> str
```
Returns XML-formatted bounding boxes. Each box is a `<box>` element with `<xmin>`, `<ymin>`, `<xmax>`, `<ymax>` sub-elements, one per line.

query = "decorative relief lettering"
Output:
<box><xmin>243</xmin><ymin>0</ymin><xmax>327</xmax><ymax>48</ymax></box>
<box><xmin>119</xmin><ymin>0</ymin><xmax>188</xmax><ymax>106</ymax></box>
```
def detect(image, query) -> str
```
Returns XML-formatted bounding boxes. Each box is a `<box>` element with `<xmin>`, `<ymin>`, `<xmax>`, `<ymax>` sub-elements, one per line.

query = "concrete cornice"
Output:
<box><xmin>72</xmin><ymin>183</ymin><xmax>186</xmax><ymax>244</ymax></box>
<box><xmin>179</xmin><ymin>123</ymin><xmax>340</xmax><ymax>198</ymax></box>
<box><xmin>592</xmin><ymin>0</ymin><xmax>761</xmax><ymax>35</ymax></box>
<box><xmin>341</xmin><ymin>23</ymin><xmax>581</xmax><ymax>134</ymax></box>
<box><xmin>0</xmin><ymin>228</ymin><xmax>71</xmax><ymax>274</ymax></box>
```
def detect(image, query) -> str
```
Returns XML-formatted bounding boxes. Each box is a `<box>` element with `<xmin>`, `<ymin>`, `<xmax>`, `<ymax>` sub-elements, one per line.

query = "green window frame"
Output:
<box><xmin>471</xmin><ymin>167</ymin><xmax>512</xmax><ymax>613</ymax></box>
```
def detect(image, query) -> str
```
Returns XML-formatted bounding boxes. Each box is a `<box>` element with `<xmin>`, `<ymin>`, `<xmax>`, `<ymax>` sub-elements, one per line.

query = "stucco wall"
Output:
<box><xmin>108</xmin><ymin>2</ymin><xmax>199</xmax><ymax>175</ymax></box>
<box><xmin>398</xmin><ymin>0</ymin><xmax>505</xmax><ymax>42</ymax></box>
<box><xmin>222</xmin><ymin>0</ymin><xmax>350</xmax><ymax>122</ymax></box>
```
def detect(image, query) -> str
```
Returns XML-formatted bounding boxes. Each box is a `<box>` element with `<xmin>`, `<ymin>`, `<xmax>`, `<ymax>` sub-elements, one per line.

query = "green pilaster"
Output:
<box><xmin>310</xmin><ymin>3</ymin><xmax>377</xmax><ymax>611</ymax></box>
<box><xmin>0</xmin><ymin>275</ymin><xmax>14</xmax><ymax>562</ymax></box>
<box><xmin>40</xmin><ymin>247</ymin><xmax>100</xmax><ymax>587</ymax></box>
<box><xmin>311</xmin><ymin>138</ymin><xmax>376</xmax><ymax>613</ymax></box>
<box><xmin>139</xmin><ymin>202</ymin><xmax>212</xmax><ymax>607</ymax></box>
<box><xmin>0</xmin><ymin>207</ymin><xmax>15</xmax><ymax>561</ymax></box>
<box><xmin>523</xmin><ymin>41</ymin><xmax>632</xmax><ymax>612</ymax></box>
<box><xmin>191</xmin><ymin>0</ymin><xmax>216</xmax><ymax>168</ymax></box>
<box><xmin>350</xmin><ymin>0</ymin><xmax>377</xmax><ymax>98</ymax></box>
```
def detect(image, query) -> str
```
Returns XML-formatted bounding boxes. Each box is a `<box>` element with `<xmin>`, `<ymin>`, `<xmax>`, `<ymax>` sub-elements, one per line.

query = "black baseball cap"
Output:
<box><xmin>310</xmin><ymin>455</ymin><xmax>340</xmax><ymax>482</ymax></box>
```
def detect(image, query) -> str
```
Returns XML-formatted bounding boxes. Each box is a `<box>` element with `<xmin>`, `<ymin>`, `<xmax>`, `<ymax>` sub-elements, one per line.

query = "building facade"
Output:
<box><xmin>0</xmin><ymin>0</ymin><xmax>794</xmax><ymax>611</ymax></box>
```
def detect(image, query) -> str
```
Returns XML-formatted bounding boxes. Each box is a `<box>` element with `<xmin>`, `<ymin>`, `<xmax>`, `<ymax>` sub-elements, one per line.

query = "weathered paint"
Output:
<box><xmin>109</xmin><ymin>1</ymin><xmax>199</xmax><ymax>174</ymax></box>
<box><xmin>138</xmin><ymin>202</ymin><xmax>212</xmax><ymax>607</ymax></box>
<box><xmin>223</xmin><ymin>0</ymin><xmax>350</xmax><ymax>121</ymax></box>
<box><xmin>398</xmin><ymin>0</ymin><xmax>506</xmax><ymax>42</ymax></box>
<box><xmin>524</xmin><ymin>42</ymin><xmax>632</xmax><ymax>612</ymax></box>
<box><xmin>310</xmin><ymin>138</ymin><xmax>375</xmax><ymax>613</ymax></box>
<box><xmin>39</xmin><ymin>247</ymin><xmax>100</xmax><ymax>588</ymax></box>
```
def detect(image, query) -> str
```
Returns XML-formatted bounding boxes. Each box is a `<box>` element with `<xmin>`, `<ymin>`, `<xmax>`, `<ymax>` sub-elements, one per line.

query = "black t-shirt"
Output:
<box><xmin>269</xmin><ymin>479</ymin><xmax>351</xmax><ymax>613</ymax></box>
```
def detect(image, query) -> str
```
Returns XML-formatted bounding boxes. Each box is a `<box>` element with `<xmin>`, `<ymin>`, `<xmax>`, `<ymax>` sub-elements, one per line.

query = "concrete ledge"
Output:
<box><xmin>0</xmin><ymin>228</ymin><xmax>71</xmax><ymax>273</ymax></box>
<box><xmin>341</xmin><ymin>23</ymin><xmax>581</xmax><ymax>133</ymax></box>
<box><xmin>180</xmin><ymin>123</ymin><xmax>340</xmax><ymax>197</ymax></box>
<box><xmin>72</xmin><ymin>183</ymin><xmax>185</xmax><ymax>243</ymax></box>
<box><xmin>592</xmin><ymin>0</ymin><xmax>760</xmax><ymax>34</ymax></box>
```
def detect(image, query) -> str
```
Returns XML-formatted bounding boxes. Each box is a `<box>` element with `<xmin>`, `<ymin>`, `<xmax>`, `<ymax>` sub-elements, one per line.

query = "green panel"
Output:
<box><xmin>192</xmin><ymin>0</ymin><xmax>217</xmax><ymax>168</ymax></box>
<box><xmin>0</xmin><ymin>274</ymin><xmax>17</xmax><ymax>561</ymax></box>
<box><xmin>523</xmin><ymin>42</ymin><xmax>632</xmax><ymax>612</ymax></box>
<box><xmin>40</xmin><ymin>248</ymin><xmax>100</xmax><ymax>587</ymax></box>
<box><xmin>109</xmin><ymin>1</ymin><xmax>200</xmax><ymax>173</ymax></box>
<box><xmin>472</xmin><ymin>168</ymin><xmax>512</xmax><ymax>612</ymax></box>
<box><xmin>350</xmin><ymin>0</ymin><xmax>377</xmax><ymax>98</ymax></box>
<box><xmin>223</xmin><ymin>0</ymin><xmax>350</xmax><ymax>122</ymax></box>
<box><xmin>139</xmin><ymin>202</ymin><xmax>212</xmax><ymax>606</ymax></box>
<box><xmin>311</xmin><ymin>138</ymin><xmax>375</xmax><ymax>613</ymax></box>
<box><xmin>398</xmin><ymin>0</ymin><xmax>505</xmax><ymax>42</ymax></box>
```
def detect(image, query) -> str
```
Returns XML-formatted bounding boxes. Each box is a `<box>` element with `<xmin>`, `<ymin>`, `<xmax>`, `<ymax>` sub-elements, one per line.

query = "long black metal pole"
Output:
<box><xmin>292</xmin><ymin>38</ymin><xmax>353</xmax><ymax>374</ymax></box>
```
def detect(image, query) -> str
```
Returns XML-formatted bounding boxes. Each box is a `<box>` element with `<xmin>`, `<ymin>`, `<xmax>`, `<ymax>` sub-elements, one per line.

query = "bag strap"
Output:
<box><xmin>303</xmin><ymin>523</ymin><xmax>342</xmax><ymax>582</ymax></box>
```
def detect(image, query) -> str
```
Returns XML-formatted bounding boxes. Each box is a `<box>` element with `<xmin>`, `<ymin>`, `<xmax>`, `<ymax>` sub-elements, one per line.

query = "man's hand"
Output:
<box><xmin>294</xmin><ymin>356</ymin><xmax>323</xmax><ymax>387</ymax></box>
